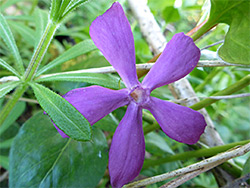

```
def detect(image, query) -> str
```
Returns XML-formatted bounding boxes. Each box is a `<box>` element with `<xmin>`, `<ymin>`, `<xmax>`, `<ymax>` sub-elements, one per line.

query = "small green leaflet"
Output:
<box><xmin>30</xmin><ymin>83</ymin><xmax>91</xmax><ymax>141</ymax></box>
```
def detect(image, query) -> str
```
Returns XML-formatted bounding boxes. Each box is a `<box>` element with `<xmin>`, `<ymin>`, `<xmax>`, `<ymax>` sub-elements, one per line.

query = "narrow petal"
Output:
<box><xmin>109</xmin><ymin>103</ymin><xmax>145</xmax><ymax>188</ymax></box>
<box><xmin>142</xmin><ymin>33</ymin><xmax>200</xmax><ymax>91</ymax></box>
<box><xmin>144</xmin><ymin>97</ymin><xmax>206</xmax><ymax>145</ymax></box>
<box><xmin>63</xmin><ymin>86</ymin><xmax>129</xmax><ymax>125</ymax></box>
<box><xmin>89</xmin><ymin>2</ymin><xmax>139</xmax><ymax>89</ymax></box>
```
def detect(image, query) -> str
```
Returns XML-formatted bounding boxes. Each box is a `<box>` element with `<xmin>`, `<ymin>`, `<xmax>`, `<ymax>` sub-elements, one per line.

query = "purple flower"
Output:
<box><xmin>53</xmin><ymin>2</ymin><xmax>207</xmax><ymax>187</ymax></box>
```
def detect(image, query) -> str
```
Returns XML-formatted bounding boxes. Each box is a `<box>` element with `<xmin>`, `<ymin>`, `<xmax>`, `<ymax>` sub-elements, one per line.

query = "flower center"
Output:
<box><xmin>129</xmin><ymin>86</ymin><xmax>149</xmax><ymax>105</ymax></box>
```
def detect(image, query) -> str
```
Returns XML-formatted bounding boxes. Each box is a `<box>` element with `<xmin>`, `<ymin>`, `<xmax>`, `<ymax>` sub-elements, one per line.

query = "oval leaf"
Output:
<box><xmin>30</xmin><ymin>83</ymin><xmax>91</xmax><ymax>141</ymax></box>
<box><xmin>9</xmin><ymin>111</ymin><xmax>108</xmax><ymax>187</ymax></box>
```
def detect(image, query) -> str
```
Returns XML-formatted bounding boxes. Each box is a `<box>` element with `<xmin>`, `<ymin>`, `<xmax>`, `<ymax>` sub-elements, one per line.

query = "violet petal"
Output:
<box><xmin>63</xmin><ymin>86</ymin><xmax>129</xmax><ymax>125</ymax></box>
<box><xmin>144</xmin><ymin>97</ymin><xmax>207</xmax><ymax>145</ymax></box>
<box><xmin>89</xmin><ymin>2</ymin><xmax>139</xmax><ymax>89</ymax></box>
<box><xmin>109</xmin><ymin>103</ymin><xmax>145</xmax><ymax>187</ymax></box>
<box><xmin>142</xmin><ymin>33</ymin><xmax>200</xmax><ymax>91</ymax></box>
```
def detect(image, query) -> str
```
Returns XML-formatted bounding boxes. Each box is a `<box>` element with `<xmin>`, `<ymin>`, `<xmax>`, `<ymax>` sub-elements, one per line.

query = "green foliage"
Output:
<box><xmin>30</xmin><ymin>83</ymin><xmax>91</xmax><ymax>141</ymax></box>
<box><xmin>36</xmin><ymin>39</ymin><xmax>97</xmax><ymax>76</ymax></box>
<box><xmin>0</xmin><ymin>59</ymin><xmax>20</xmax><ymax>77</ymax></box>
<box><xmin>36</xmin><ymin>72</ymin><xmax>125</xmax><ymax>89</ymax></box>
<box><xmin>202</xmin><ymin>0</ymin><xmax>250</xmax><ymax>64</ymax></box>
<box><xmin>162</xmin><ymin>6</ymin><xmax>180</xmax><ymax>23</ymax></box>
<box><xmin>0</xmin><ymin>13</ymin><xmax>24</xmax><ymax>73</ymax></box>
<box><xmin>9</xmin><ymin>111</ymin><xmax>108</xmax><ymax>187</ymax></box>
<box><xmin>0</xmin><ymin>81</ymin><xmax>20</xmax><ymax>98</ymax></box>
<box><xmin>49</xmin><ymin>0</ymin><xmax>89</xmax><ymax>23</ymax></box>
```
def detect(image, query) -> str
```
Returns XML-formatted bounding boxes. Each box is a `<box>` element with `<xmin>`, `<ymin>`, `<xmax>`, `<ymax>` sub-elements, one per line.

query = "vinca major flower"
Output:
<box><xmin>53</xmin><ymin>2</ymin><xmax>207</xmax><ymax>187</ymax></box>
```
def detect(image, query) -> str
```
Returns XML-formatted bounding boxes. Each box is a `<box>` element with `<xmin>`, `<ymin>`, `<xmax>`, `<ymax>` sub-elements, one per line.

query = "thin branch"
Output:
<box><xmin>1</xmin><ymin>60</ymin><xmax>247</xmax><ymax>83</ymax></box>
<box><xmin>172</xmin><ymin>93</ymin><xmax>250</xmax><ymax>104</ymax></box>
<box><xmin>5</xmin><ymin>95</ymin><xmax>39</xmax><ymax>104</ymax></box>
<box><xmin>201</xmin><ymin>40</ymin><xmax>224</xmax><ymax>51</ymax></box>
<box><xmin>0</xmin><ymin>171</ymin><xmax>8</xmax><ymax>182</ymax></box>
<box><xmin>124</xmin><ymin>142</ymin><xmax>250</xmax><ymax>188</ymax></box>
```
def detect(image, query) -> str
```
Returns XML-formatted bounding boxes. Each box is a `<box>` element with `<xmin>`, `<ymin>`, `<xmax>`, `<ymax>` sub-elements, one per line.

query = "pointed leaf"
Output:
<box><xmin>0</xmin><ymin>58</ymin><xmax>20</xmax><ymax>77</ymax></box>
<box><xmin>8</xmin><ymin>20</ymin><xmax>36</xmax><ymax>47</ymax></box>
<box><xmin>0</xmin><ymin>81</ymin><xmax>20</xmax><ymax>99</ymax></box>
<box><xmin>0</xmin><ymin>13</ymin><xmax>24</xmax><ymax>73</ymax></box>
<box><xmin>34</xmin><ymin>8</ymin><xmax>49</xmax><ymax>47</ymax></box>
<box><xmin>36</xmin><ymin>39</ymin><xmax>97</xmax><ymax>76</ymax></box>
<box><xmin>30</xmin><ymin>83</ymin><xmax>91</xmax><ymax>141</ymax></box>
<box><xmin>36</xmin><ymin>73</ymin><xmax>125</xmax><ymax>89</ymax></box>
<box><xmin>9</xmin><ymin>112</ymin><xmax>108</xmax><ymax>187</ymax></box>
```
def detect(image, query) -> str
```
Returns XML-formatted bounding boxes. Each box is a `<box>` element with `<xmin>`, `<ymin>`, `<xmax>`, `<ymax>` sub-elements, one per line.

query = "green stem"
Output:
<box><xmin>0</xmin><ymin>84</ymin><xmax>28</xmax><ymax>126</ymax></box>
<box><xmin>195</xmin><ymin>67</ymin><xmax>223</xmax><ymax>92</ymax></box>
<box><xmin>191</xmin><ymin>74</ymin><xmax>250</xmax><ymax>110</ymax></box>
<box><xmin>143</xmin><ymin>139</ymin><xmax>250</xmax><ymax>170</ymax></box>
<box><xmin>191</xmin><ymin>21</ymin><xmax>215</xmax><ymax>41</ymax></box>
<box><xmin>1</xmin><ymin>20</ymin><xmax>59</xmax><ymax>126</ymax></box>
<box><xmin>23</xmin><ymin>20</ymin><xmax>58</xmax><ymax>82</ymax></box>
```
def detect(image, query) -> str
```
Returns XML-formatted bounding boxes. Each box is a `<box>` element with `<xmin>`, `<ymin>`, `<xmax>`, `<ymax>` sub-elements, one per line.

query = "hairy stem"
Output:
<box><xmin>23</xmin><ymin>20</ymin><xmax>58</xmax><ymax>82</ymax></box>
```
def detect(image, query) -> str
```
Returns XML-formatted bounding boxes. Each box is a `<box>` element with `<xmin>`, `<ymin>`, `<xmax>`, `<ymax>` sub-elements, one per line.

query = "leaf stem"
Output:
<box><xmin>23</xmin><ymin>20</ymin><xmax>58</xmax><ymax>82</ymax></box>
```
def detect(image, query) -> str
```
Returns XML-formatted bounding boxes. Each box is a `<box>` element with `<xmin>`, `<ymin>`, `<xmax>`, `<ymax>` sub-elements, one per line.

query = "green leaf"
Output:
<box><xmin>0</xmin><ymin>138</ymin><xmax>14</xmax><ymax>149</ymax></box>
<box><xmin>62</xmin><ymin>0</ymin><xmax>89</xmax><ymax>20</ymax></box>
<box><xmin>0</xmin><ymin>81</ymin><xmax>20</xmax><ymax>99</ymax></box>
<box><xmin>242</xmin><ymin>155</ymin><xmax>250</xmax><ymax>175</ymax></box>
<box><xmin>217</xmin><ymin>2</ymin><xmax>250</xmax><ymax>65</ymax></box>
<box><xmin>0</xmin><ymin>101</ymin><xmax>25</xmax><ymax>135</ymax></box>
<box><xmin>34</xmin><ymin>8</ymin><xmax>49</xmax><ymax>47</ymax></box>
<box><xmin>8</xmin><ymin>20</ymin><xmax>36</xmax><ymax>47</ymax></box>
<box><xmin>36</xmin><ymin>73</ymin><xmax>125</xmax><ymax>89</ymax></box>
<box><xmin>208</xmin><ymin>0</ymin><xmax>250</xmax><ymax>64</ymax></box>
<box><xmin>145</xmin><ymin>132</ymin><xmax>174</xmax><ymax>156</ymax></box>
<box><xmin>0</xmin><ymin>58</ymin><xmax>20</xmax><ymax>77</ymax></box>
<box><xmin>30</xmin><ymin>83</ymin><xmax>91</xmax><ymax>141</ymax></box>
<box><xmin>0</xmin><ymin>155</ymin><xmax>9</xmax><ymax>169</ymax></box>
<box><xmin>36</xmin><ymin>39</ymin><xmax>97</xmax><ymax>76</ymax></box>
<box><xmin>0</xmin><ymin>13</ymin><xmax>24</xmax><ymax>73</ymax></box>
<box><xmin>162</xmin><ymin>6</ymin><xmax>180</xmax><ymax>23</ymax></box>
<box><xmin>9</xmin><ymin>111</ymin><xmax>108</xmax><ymax>187</ymax></box>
